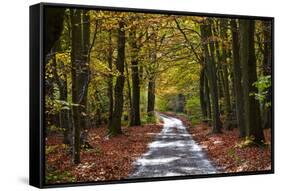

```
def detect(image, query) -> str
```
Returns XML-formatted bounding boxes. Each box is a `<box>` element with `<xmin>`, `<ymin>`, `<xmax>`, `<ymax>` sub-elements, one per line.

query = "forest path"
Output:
<box><xmin>129</xmin><ymin>114</ymin><xmax>218</xmax><ymax>178</ymax></box>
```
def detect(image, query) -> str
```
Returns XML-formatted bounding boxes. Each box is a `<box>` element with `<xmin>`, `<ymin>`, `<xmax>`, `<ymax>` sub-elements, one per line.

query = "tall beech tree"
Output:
<box><xmin>71</xmin><ymin>9</ymin><xmax>83</xmax><ymax>164</ymax></box>
<box><xmin>107</xmin><ymin>30</ymin><xmax>114</xmax><ymax>127</ymax></box>
<box><xmin>239</xmin><ymin>19</ymin><xmax>264</xmax><ymax>142</ymax></box>
<box><xmin>204</xmin><ymin>73</ymin><xmax>212</xmax><ymax>122</ymax></box>
<box><xmin>220</xmin><ymin>19</ymin><xmax>232</xmax><ymax>127</ymax></box>
<box><xmin>129</xmin><ymin>26</ymin><xmax>141</xmax><ymax>126</ymax></box>
<box><xmin>79</xmin><ymin>10</ymin><xmax>90</xmax><ymax>132</ymax></box>
<box><xmin>70</xmin><ymin>9</ymin><xmax>91</xmax><ymax>164</ymax></box>
<box><xmin>147</xmin><ymin>32</ymin><xmax>157</xmax><ymax>117</ymax></box>
<box><xmin>146</xmin><ymin>27</ymin><xmax>166</xmax><ymax>118</ymax></box>
<box><xmin>230</xmin><ymin>19</ymin><xmax>246</xmax><ymax>137</ymax></box>
<box><xmin>199</xmin><ymin>67</ymin><xmax>207</xmax><ymax>118</ymax></box>
<box><xmin>109</xmin><ymin>20</ymin><xmax>126</xmax><ymax>136</ymax></box>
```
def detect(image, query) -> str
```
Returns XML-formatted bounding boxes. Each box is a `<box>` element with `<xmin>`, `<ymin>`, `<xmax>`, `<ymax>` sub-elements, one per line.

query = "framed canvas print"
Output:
<box><xmin>29</xmin><ymin>2</ymin><xmax>274</xmax><ymax>188</ymax></box>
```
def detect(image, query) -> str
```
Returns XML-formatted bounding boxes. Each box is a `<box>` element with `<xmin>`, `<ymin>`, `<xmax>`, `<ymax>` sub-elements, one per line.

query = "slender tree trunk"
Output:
<box><xmin>204</xmin><ymin>73</ymin><xmax>212</xmax><ymax>123</ymax></box>
<box><xmin>94</xmin><ymin>90</ymin><xmax>102</xmax><ymax>127</ymax></box>
<box><xmin>129</xmin><ymin>29</ymin><xmax>141</xmax><ymax>126</ymax></box>
<box><xmin>80</xmin><ymin>10</ymin><xmax>90</xmax><ymax>131</ymax></box>
<box><xmin>71</xmin><ymin>9</ymin><xmax>82</xmax><ymax>164</ymax></box>
<box><xmin>125</xmin><ymin>60</ymin><xmax>134</xmax><ymax>126</ymax></box>
<box><xmin>262</xmin><ymin>21</ymin><xmax>272</xmax><ymax>130</ymax></box>
<box><xmin>262</xmin><ymin>21</ymin><xmax>272</xmax><ymax>76</ymax></box>
<box><xmin>60</xmin><ymin>81</ymin><xmax>71</xmax><ymax>145</ymax></box>
<box><xmin>147</xmin><ymin>35</ymin><xmax>157</xmax><ymax>117</ymax></box>
<box><xmin>70</xmin><ymin>10</ymin><xmax>91</xmax><ymax>164</ymax></box>
<box><xmin>239</xmin><ymin>19</ymin><xmax>264</xmax><ymax>142</ymax></box>
<box><xmin>147</xmin><ymin>77</ymin><xmax>156</xmax><ymax>116</ymax></box>
<box><xmin>107</xmin><ymin>30</ymin><xmax>114</xmax><ymax>127</ymax></box>
<box><xmin>220</xmin><ymin>19</ymin><xmax>232</xmax><ymax>129</ymax></box>
<box><xmin>217</xmin><ymin>71</ymin><xmax>225</xmax><ymax>102</ymax></box>
<box><xmin>109</xmin><ymin>21</ymin><xmax>126</xmax><ymax>136</ymax></box>
<box><xmin>199</xmin><ymin>67</ymin><xmax>207</xmax><ymax>118</ymax></box>
<box><xmin>213</xmin><ymin>24</ymin><xmax>224</xmax><ymax>102</ymax></box>
<box><xmin>231</xmin><ymin>19</ymin><xmax>246</xmax><ymax>137</ymax></box>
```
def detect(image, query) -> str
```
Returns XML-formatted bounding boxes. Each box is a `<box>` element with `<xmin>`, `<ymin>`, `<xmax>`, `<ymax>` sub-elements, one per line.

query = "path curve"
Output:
<box><xmin>129</xmin><ymin>114</ymin><xmax>218</xmax><ymax>178</ymax></box>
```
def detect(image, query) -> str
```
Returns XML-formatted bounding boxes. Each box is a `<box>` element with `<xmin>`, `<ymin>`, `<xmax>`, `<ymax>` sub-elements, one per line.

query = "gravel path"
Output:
<box><xmin>129</xmin><ymin>114</ymin><xmax>218</xmax><ymax>178</ymax></box>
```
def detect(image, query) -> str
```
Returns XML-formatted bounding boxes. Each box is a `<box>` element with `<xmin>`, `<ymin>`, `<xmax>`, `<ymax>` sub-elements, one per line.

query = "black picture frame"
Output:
<box><xmin>30</xmin><ymin>2</ymin><xmax>274</xmax><ymax>188</ymax></box>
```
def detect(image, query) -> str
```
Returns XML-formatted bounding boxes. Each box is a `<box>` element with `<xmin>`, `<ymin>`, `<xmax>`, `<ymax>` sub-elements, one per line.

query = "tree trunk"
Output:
<box><xmin>204</xmin><ymin>73</ymin><xmax>212</xmax><ymax>123</ymax></box>
<box><xmin>147</xmin><ymin>35</ymin><xmax>157</xmax><ymax>117</ymax></box>
<box><xmin>147</xmin><ymin>77</ymin><xmax>156</xmax><ymax>116</ymax></box>
<box><xmin>79</xmin><ymin>10</ymin><xmax>90</xmax><ymax>131</ymax></box>
<box><xmin>71</xmin><ymin>9</ymin><xmax>82</xmax><ymax>164</ymax></box>
<box><xmin>239</xmin><ymin>19</ymin><xmax>264</xmax><ymax>142</ymax></box>
<box><xmin>262</xmin><ymin>21</ymin><xmax>272</xmax><ymax>130</ymax></box>
<box><xmin>129</xmin><ymin>29</ymin><xmax>141</xmax><ymax>126</ymax></box>
<box><xmin>220</xmin><ymin>19</ymin><xmax>232</xmax><ymax>129</ymax></box>
<box><xmin>199</xmin><ymin>67</ymin><xmax>207</xmax><ymax>118</ymax></box>
<box><xmin>60</xmin><ymin>85</ymin><xmax>71</xmax><ymax>145</ymax></box>
<box><xmin>231</xmin><ymin>19</ymin><xmax>246</xmax><ymax>137</ymax></box>
<box><xmin>107</xmin><ymin>30</ymin><xmax>114</xmax><ymax>127</ymax></box>
<box><xmin>262</xmin><ymin>21</ymin><xmax>272</xmax><ymax>76</ymax></box>
<box><xmin>125</xmin><ymin>59</ymin><xmax>134</xmax><ymax>126</ymax></box>
<box><xmin>200</xmin><ymin>19</ymin><xmax>222</xmax><ymax>133</ymax></box>
<box><xmin>109</xmin><ymin>21</ymin><xmax>126</xmax><ymax>136</ymax></box>
<box><xmin>70</xmin><ymin>9</ymin><xmax>91</xmax><ymax>164</ymax></box>
<box><xmin>213</xmin><ymin>23</ymin><xmax>224</xmax><ymax>101</ymax></box>
<box><xmin>94</xmin><ymin>90</ymin><xmax>102</xmax><ymax>127</ymax></box>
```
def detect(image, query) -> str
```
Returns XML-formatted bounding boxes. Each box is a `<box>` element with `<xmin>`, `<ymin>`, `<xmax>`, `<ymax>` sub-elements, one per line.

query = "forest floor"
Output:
<box><xmin>45</xmin><ymin>124</ymin><xmax>162</xmax><ymax>184</ymax></box>
<box><xmin>46</xmin><ymin>113</ymin><xmax>272</xmax><ymax>184</ymax></box>
<box><xmin>163</xmin><ymin>112</ymin><xmax>272</xmax><ymax>173</ymax></box>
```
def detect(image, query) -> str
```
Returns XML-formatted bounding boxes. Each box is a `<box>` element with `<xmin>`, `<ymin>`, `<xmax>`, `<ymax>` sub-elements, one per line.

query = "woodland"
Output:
<box><xmin>44</xmin><ymin>8</ymin><xmax>272</xmax><ymax>184</ymax></box>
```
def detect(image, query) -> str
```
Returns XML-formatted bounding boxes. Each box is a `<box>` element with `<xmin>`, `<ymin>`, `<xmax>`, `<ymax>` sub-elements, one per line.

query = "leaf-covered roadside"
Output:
<box><xmin>45</xmin><ymin>124</ymin><xmax>162</xmax><ymax>184</ymax></box>
<box><xmin>188</xmin><ymin>123</ymin><xmax>271</xmax><ymax>172</ymax></box>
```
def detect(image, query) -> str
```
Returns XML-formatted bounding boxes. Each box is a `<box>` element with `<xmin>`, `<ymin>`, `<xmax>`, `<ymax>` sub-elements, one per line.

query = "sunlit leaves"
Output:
<box><xmin>251</xmin><ymin>75</ymin><xmax>271</xmax><ymax>107</ymax></box>
<box><xmin>45</xmin><ymin>97</ymin><xmax>81</xmax><ymax>115</ymax></box>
